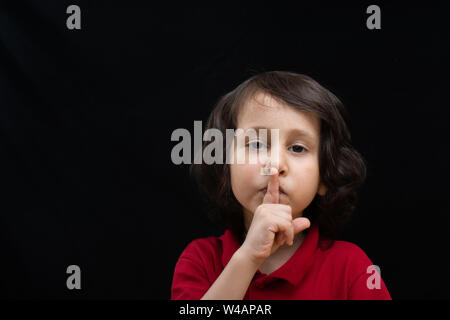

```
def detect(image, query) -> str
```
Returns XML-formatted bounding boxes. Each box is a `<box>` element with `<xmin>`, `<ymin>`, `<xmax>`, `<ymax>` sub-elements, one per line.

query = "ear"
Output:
<box><xmin>317</xmin><ymin>183</ymin><xmax>327</xmax><ymax>196</ymax></box>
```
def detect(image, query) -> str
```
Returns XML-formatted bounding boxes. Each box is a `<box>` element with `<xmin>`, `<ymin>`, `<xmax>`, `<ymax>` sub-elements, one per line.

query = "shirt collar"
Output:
<box><xmin>220</xmin><ymin>224</ymin><xmax>319</xmax><ymax>286</ymax></box>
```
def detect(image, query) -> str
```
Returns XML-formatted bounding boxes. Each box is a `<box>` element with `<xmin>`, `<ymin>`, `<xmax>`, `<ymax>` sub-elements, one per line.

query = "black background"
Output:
<box><xmin>1</xmin><ymin>1</ymin><xmax>449</xmax><ymax>299</ymax></box>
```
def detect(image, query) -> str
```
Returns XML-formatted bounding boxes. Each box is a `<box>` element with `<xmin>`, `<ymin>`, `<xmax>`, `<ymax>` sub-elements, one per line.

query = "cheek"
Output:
<box><xmin>289</xmin><ymin>162</ymin><xmax>321</xmax><ymax>204</ymax></box>
<box><xmin>294</xmin><ymin>163</ymin><xmax>320</xmax><ymax>183</ymax></box>
<box><xmin>230</xmin><ymin>163</ymin><xmax>260</xmax><ymax>200</ymax></box>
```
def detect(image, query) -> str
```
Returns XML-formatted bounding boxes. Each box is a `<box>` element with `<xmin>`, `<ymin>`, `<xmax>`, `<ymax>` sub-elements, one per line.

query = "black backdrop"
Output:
<box><xmin>1</xmin><ymin>1</ymin><xmax>449</xmax><ymax>299</ymax></box>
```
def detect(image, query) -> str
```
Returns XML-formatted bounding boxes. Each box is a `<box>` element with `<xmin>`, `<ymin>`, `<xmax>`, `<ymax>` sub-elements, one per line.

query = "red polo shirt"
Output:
<box><xmin>171</xmin><ymin>224</ymin><xmax>391</xmax><ymax>300</ymax></box>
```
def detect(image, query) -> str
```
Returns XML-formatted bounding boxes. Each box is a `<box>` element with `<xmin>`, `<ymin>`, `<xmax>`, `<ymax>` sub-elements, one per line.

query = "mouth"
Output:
<box><xmin>260</xmin><ymin>187</ymin><xmax>287</xmax><ymax>195</ymax></box>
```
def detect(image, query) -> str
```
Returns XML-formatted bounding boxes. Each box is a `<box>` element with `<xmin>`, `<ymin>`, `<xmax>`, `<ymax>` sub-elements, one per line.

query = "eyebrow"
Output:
<box><xmin>247</xmin><ymin>126</ymin><xmax>317</xmax><ymax>142</ymax></box>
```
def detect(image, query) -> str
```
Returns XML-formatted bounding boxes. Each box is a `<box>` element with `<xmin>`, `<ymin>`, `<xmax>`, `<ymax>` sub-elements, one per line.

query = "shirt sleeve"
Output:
<box><xmin>348</xmin><ymin>269</ymin><xmax>392</xmax><ymax>300</ymax></box>
<box><xmin>170</xmin><ymin>240</ymin><xmax>214</xmax><ymax>300</ymax></box>
<box><xmin>346</xmin><ymin>243</ymin><xmax>392</xmax><ymax>300</ymax></box>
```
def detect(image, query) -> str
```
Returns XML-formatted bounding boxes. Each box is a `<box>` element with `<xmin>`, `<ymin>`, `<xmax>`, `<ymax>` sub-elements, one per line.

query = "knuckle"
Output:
<box><xmin>279</xmin><ymin>220</ymin><xmax>289</xmax><ymax>231</ymax></box>
<box><xmin>285</xmin><ymin>220</ymin><xmax>293</xmax><ymax>229</ymax></box>
<box><xmin>256</xmin><ymin>206</ymin><xmax>268</xmax><ymax>217</ymax></box>
<box><xmin>262</xmin><ymin>209</ymin><xmax>272</xmax><ymax>219</ymax></box>
<box><xmin>283</xmin><ymin>210</ymin><xmax>292</xmax><ymax>220</ymax></box>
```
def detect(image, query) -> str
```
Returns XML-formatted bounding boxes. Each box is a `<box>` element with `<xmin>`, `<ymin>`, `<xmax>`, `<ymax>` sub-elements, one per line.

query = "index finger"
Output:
<box><xmin>263</xmin><ymin>168</ymin><xmax>279</xmax><ymax>204</ymax></box>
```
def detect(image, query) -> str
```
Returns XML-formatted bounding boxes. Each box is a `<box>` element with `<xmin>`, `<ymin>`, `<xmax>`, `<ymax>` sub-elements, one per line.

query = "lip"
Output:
<box><xmin>260</xmin><ymin>186</ymin><xmax>287</xmax><ymax>195</ymax></box>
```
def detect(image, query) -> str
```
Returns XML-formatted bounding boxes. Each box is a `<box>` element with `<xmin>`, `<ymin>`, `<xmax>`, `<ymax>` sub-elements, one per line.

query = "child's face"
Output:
<box><xmin>229</xmin><ymin>91</ymin><xmax>327</xmax><ymax>230</ymax></box>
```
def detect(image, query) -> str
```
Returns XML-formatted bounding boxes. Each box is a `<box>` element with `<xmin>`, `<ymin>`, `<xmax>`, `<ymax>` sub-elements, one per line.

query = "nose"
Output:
<box><xmin>267</xmin><ymin>144</ymin><xmax>288</xmax><ymax>176</ymax></box>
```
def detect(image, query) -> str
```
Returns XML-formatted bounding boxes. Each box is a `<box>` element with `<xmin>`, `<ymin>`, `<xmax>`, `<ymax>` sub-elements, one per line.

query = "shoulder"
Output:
<box><xmin>324</xmin><ymin>240</ymin><xmax>369</xmax><ymax>258</ymax></box>
<box><xmin>317</xmin><ymin>239</ymin><xmax>380</xmax><ymax>288</ymax></box>
<box><xmin>322</xmin><ymin>241</ymin><xmax>392</xmax><ymax>299</ymax></box>
<box><xmin>172</xmin><ymin>235</ymin><xmax>224</xmax><ymax>300</ymax></box>
<box><xmin>178</xmin><ymin>234</ymin><xmax>223</xmax><ymax>263</ymax></box>
<box><xmin>319</xmin><ymin>240</ymin><xmax>374</xmax><ymax>271</ymax></box>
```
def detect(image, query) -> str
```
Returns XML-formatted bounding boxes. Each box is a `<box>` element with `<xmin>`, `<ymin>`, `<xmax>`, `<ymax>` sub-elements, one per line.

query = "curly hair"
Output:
<box><xmin>189</xmin><ymin>71</ymin><xmax>367</xmax><ymax>248</ymax></box>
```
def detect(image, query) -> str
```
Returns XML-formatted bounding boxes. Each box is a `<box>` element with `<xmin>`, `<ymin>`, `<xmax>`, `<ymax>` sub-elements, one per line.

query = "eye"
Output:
<box><xmin>247</xmin><ymin>140</ymin><xmax>267</xmax><ymax>150</ymax></box>
<box><xmin>289</xmin><ymin>144</ymin><xmax>307</xmax><ymax>154</ymax></box>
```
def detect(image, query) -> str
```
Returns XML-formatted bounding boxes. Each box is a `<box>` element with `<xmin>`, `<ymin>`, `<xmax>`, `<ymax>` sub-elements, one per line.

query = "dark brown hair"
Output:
<box><xmin>190</xmin><ymin>71</ymin><xmax>367</xmax><ymax>248</ymax></box>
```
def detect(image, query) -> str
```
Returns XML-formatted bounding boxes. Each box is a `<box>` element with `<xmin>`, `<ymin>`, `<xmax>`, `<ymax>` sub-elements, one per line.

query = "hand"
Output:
<box><xmin>239</xmin><ymin>168</ymin><xmax>311</xmax><ymax>265</ymax></box>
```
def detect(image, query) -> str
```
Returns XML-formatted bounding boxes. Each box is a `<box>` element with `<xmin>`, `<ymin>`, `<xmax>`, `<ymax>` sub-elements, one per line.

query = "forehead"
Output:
<box><xmin>236</xmin><ymin>91</ymin><xmax>320</xmax><ymax>139</ymax></box>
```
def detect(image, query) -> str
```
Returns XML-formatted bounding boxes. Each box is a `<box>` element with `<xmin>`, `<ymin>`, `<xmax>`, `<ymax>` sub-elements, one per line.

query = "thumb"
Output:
<box><xmin>292</xmin><ymin>217</ymin><xmax>311</xmax><ymax>234</ymax></box>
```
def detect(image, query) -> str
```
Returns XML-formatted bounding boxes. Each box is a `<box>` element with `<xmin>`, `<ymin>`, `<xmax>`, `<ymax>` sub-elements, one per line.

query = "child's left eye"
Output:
<box><xmin>289</xmin><ymin>145</ymin><xmax>307</xmax><ymax>154</ymax></box>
